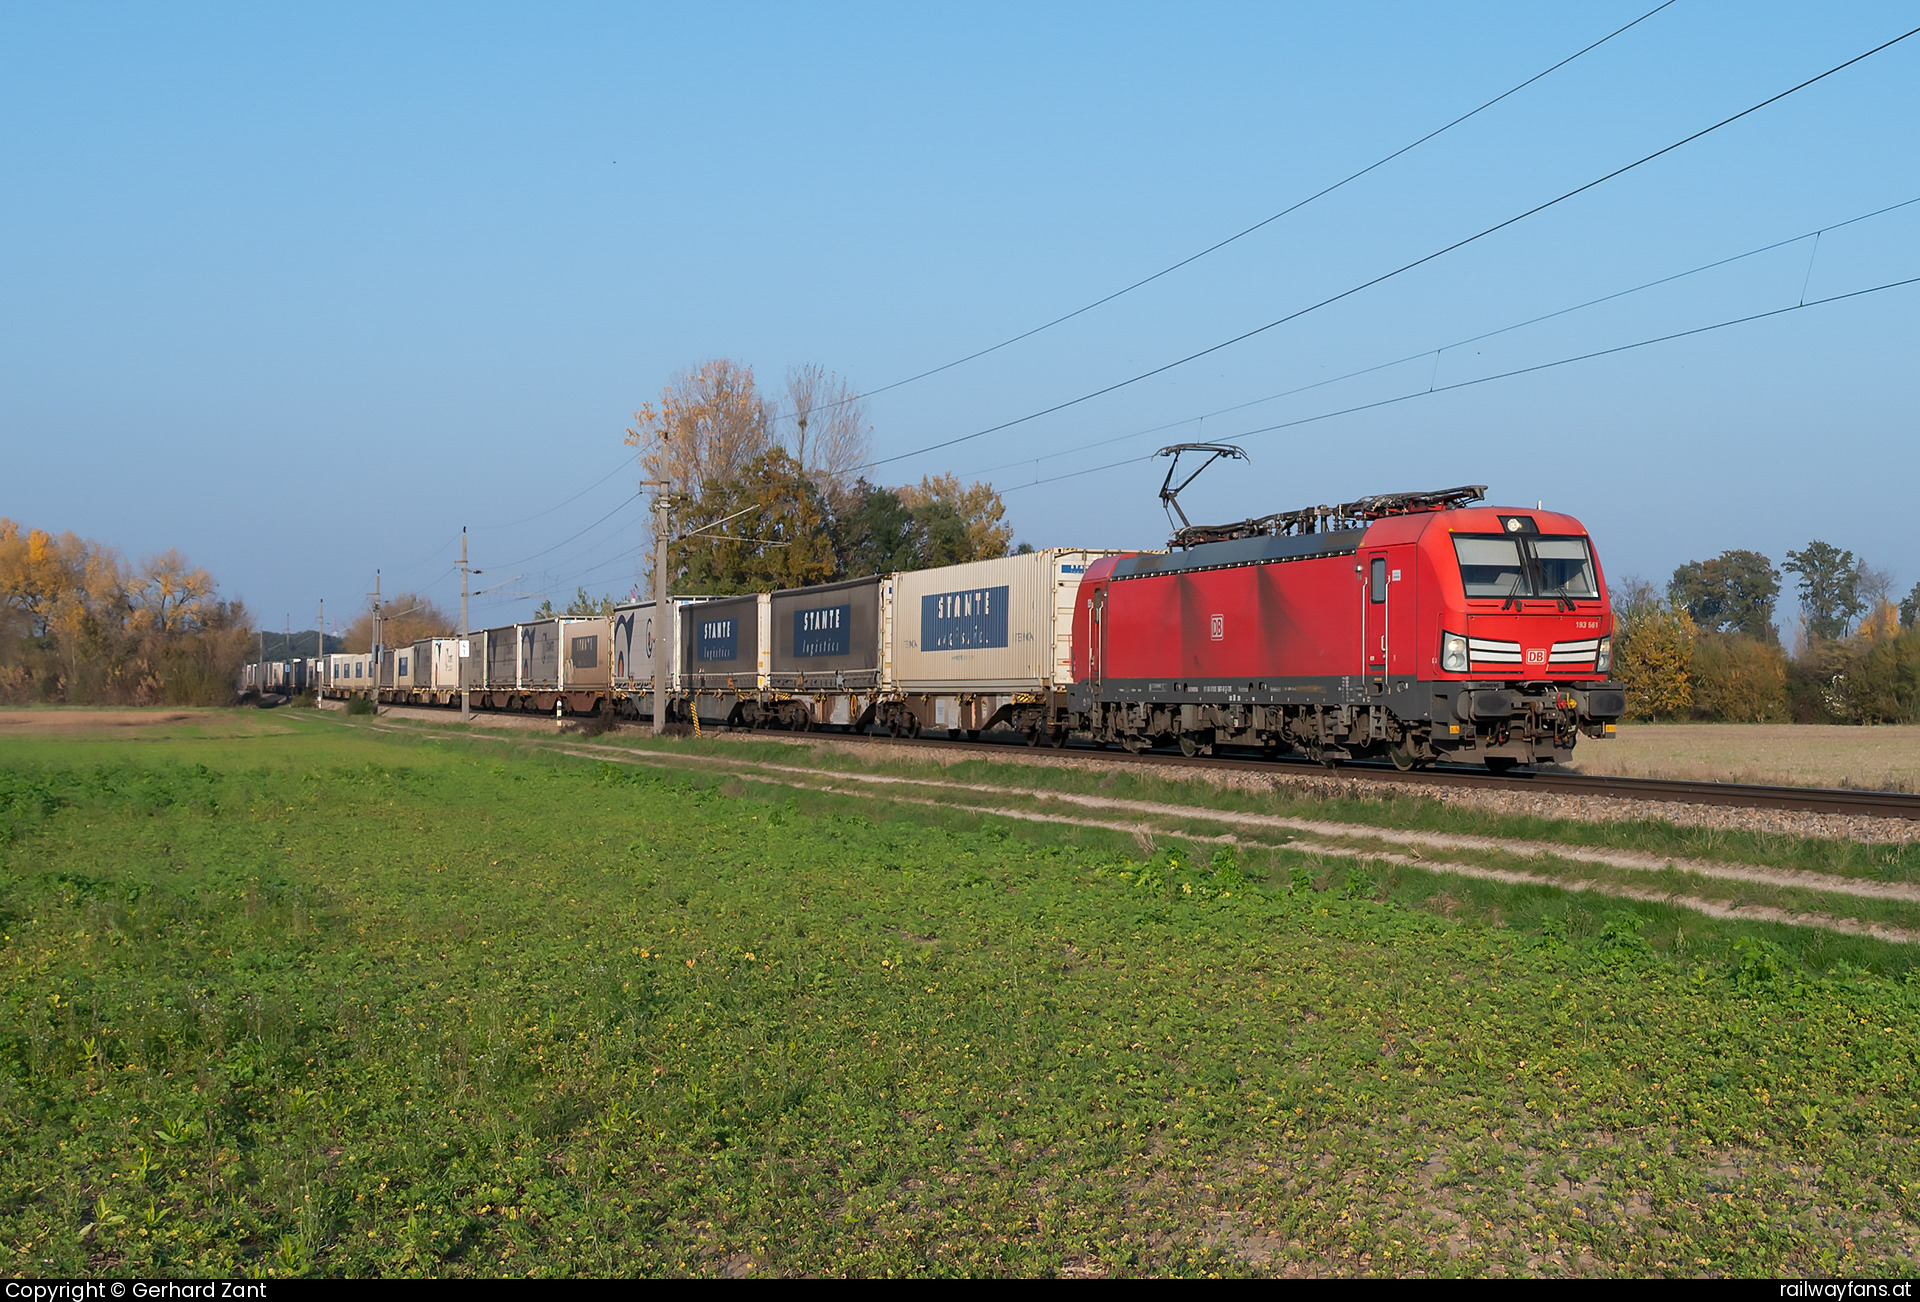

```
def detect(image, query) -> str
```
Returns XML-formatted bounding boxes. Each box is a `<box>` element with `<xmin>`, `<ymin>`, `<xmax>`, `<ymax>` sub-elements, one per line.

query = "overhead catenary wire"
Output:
<box><xmin>478</xmin><ymin>453</ymin><xmax>636</xmax><ymax>530</ymax></box>
<box><xmin>865</xmin><ymin>23</ymin><xmax>1920</xmax><ymax>474</ymax></box>
<box><xmin>998</xmin><ymin>271</ymin><xmax>1920</xmax><ymax>495</ymax></box>
<box><xmin>489</xmin><ymin>494</ymin><xmax>643</xmax><ymax>572</ymax></box>
<box><xmin>965</xmin><ymin>192</ymin><xmax>1920</xmax><ymax>480</ymax></box>
<box><xmin>762</xmin><ymin>1</ymin><xmax>1679</xmax><ymax>429</ymax></box>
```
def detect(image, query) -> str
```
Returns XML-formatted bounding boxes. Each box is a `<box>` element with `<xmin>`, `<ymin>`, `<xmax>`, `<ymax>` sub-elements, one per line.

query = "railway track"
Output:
<box><xmin>839</xmin><ymin>729</ymin><xmax>1920</xmax><ymax>821</ymax></box>
<box><xmin>336</xmin><ymin>699</ymin><xmax>1920</xmax><ymax>822</ymax></box>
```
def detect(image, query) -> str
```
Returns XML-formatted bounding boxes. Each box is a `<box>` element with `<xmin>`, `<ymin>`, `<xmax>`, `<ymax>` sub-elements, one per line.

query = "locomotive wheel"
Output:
<box><xmin>1178</xmin><ymin>735</ymin><xmax>1199</xmax><ymax>758</ymax></box>
<box><xmin>1390</xmin><ymin>741</ymin><xmax>1418</xmax><ymax>772</ymax></box>
<box><xmin>1025</xmin><ymin>727</ymin><xmax>1042</xmax><ymax>747</ymax></box>
<box><xmin>1049</xmin><ymin>726</ymin><xmax>1068</xmax><ymax>748</ymax></box>
<box><xmin>965</xmin><ymin>729</ymin><xmax>980</xmax><ymax>742</ymax></box>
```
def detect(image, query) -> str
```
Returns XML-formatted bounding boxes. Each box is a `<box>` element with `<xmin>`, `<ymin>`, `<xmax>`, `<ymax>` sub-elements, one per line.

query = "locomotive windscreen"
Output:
<box><xmin>1531</xmin><ymin>538</ymin><xmax>1598</xmax><ymax>597</ymax></box>
<box><xmin>1454</xmin><ymin>535</ymin><xmax>1596</xmax><ymax>599</ymax></box>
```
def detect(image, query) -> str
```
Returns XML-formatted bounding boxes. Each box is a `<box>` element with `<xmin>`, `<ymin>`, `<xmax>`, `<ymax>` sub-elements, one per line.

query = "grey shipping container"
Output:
<box><xmin>680</xmin><ymin>594</ymin><xmax>767</xmax><ymax>691</ymax></box>
<box><xmin>769</xmin><ymin>575</ymin><xmax>884</xmax><ymax>691</ymax></box>
<box><xmin>484</xmin><ymin>624</ymin><xmax>519</xmax><ymax>689</ymax></box>
<box><xmin>521</xmin><ymin>621</ymin><xmax>560</xmax><ymax>688</ymax></box>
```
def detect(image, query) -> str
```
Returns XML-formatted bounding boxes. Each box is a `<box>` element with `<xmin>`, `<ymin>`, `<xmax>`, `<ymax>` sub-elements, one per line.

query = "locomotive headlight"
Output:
<box><xmin>1596</xmin><ymin>635</ymin><xmax>1612</xmax><ymax>674</ymax></box>
<box><xmin>1441</xmin><ymin>631</ymin><xmax>1469</xmax><ymax>673</ymax></box>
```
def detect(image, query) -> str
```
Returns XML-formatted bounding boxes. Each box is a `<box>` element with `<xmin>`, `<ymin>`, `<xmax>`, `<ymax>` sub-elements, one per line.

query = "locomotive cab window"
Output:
<box><xmin>1454</xmin><ymin>534</ymin><xmax>1598</xmax><ymax>600</ymax></box>
<box><xmin>1369</xmin><ymin>557</ymin><xmax>1387</xmax><ymax>604</ymax></box>
<box><xmin>1530</xmin><ymin>537</ymin><xmax>1598</xmax><ymax>598</ymax></box>
<box><xmin>1454</xmin><ymin>536</ymin><xmax>1526</xmax><ymax>598</ymax></box>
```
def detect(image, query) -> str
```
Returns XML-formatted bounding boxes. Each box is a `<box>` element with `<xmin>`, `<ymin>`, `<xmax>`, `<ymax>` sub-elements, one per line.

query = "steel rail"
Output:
<box><xmin>844</xmin><ymin>730</ymin><xmax>1920</xmax><ymax>821</ymax></box>
<box><xmin>340</xmin><ymin>695</ymin><xmax>1920</xmax><ymax>821</ymax></box>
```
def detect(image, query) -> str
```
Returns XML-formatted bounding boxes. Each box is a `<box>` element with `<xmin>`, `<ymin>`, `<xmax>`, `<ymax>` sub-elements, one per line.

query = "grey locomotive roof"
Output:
<box><xmin>1112</xmin><ymin>529</ymin><xmax>1367</xmax><ymax>579</ymax></box>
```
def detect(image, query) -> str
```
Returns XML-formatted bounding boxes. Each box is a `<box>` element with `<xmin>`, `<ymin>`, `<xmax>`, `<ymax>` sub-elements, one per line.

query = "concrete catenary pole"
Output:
<box><xmin>651</xmin><ymin>483</ymin><xmax>671</xmax><ymax>736</ymax></box>
<box><xmin>366</xmin><ymin>571</ymin><xmax>384</xmax><ymax>705</ymax></box>
<box><xmin>459</xmin><ymin>527</ymin><xmax>474</xmax><ymax>723</ymax></box>
<box><xmin>317</xmin><ymin>598</ymin><xmax>324</xmax><ymax>702</ymax></box>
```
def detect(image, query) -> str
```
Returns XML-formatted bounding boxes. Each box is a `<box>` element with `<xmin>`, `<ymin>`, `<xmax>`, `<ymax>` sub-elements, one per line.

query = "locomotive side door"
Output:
<box><xmin>1090</xmin><ymin>586</ymin><xmax>1105</xmax><ymax>694</ymax></box>
<box><xmin>1361</xmin><ymin>545</ymin><xmax>1418</xmax><ymax>691</ymax></box>
<box><xmin>1362</xmin><ymin>550</ymin><xmax>1389</xmax><ymax>692</ymax></box>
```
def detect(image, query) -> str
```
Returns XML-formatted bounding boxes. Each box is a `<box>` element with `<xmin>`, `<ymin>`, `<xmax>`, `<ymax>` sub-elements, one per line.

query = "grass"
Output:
<box><xmin>515</xmin><ymin>723</ymin><xmax>1920</xmax><ymax>885</ymax></box>
<box><xmin>3</xmin><ymin>718</ymin><xmax>1919</xmax><ymax>1276</ymax></box>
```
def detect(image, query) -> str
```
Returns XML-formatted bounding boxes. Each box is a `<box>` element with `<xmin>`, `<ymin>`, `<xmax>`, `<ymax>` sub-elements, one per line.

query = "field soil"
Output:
<box><xmin>0</xmin><ymin>706</ymin><xmax>296</xmax><ymax>739</ymax></box>
<box><xmin>1568</xmin><ymin>723</ymin><xmax>1920</xmax><ymax>791</ymax></box>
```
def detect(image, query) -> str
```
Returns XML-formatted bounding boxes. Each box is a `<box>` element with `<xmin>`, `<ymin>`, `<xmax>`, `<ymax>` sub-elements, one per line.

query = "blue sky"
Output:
<box><xmin>3</xmin><ymin>2</ymin><xmax>1916</xmax><ymax>634</ymax></box>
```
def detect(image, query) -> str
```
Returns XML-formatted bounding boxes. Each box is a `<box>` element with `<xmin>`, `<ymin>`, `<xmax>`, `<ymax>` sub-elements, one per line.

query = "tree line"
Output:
<box><xmin>1614</xmin><ymin>542</ymin><xmax>1920</xmax><ymax>724</ymax></box>
<box><xmin>620</xmin><ymin>359</ymin><xmax>1020</xmax><ymax>597</ymax></box>
<box><xmin>0</xmin><ymin>520</ymin><xmax>251</xmax><ymax>705</ymax></box>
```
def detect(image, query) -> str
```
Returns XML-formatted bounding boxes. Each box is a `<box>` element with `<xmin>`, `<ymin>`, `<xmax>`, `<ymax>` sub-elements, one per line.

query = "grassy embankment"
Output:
<box><xmin>2</xmin><ymin>712</ymin><xmax>1918</xmax><ymax>1276</ymax></box>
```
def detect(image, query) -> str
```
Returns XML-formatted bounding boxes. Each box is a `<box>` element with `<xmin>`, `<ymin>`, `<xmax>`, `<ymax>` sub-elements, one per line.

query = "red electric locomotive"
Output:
<box><xmin>1064</xmin><ymin>477</ymin><xmax>1626</xmax><ymax>769</ymax></box>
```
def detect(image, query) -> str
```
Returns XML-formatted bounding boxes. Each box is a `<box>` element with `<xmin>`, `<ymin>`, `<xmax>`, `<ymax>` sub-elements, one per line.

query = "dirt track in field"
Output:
<box><xmin>0</xmin><ymin>707</ymin><xmax>293</xmax><ymax>738</ymax></box>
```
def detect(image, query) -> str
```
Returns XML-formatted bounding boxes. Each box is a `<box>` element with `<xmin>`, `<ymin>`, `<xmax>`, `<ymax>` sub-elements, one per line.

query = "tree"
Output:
<box><xmin>339</xmin><ymin>592</ymin><xmax>453</xmax><ymax>652</ymax></box>
<box><xmin>535</xmin><ymin>588</ymin><xmax>617</xmax><ymax>619</ymax></box>
<box><xmin>783</xmin><ymin>364</ymin><xmax>872</xmax><ymax>500</ymax></box>
<box><xmin>1783</xmin><ymin>541</ymin><xmax>1864</xmax><ymax>642</ymax></box>
<box><xmin>674</xmin><ymin>449</ymin><xmax>837</xmax><ymax>594</ymax></box>
<box><xmin>831</xmin><ymin>480</ymin><xmax>919</xmax><ymax>578</ymax></box>
<box><xmin>1616</xmin><ymin>597</ymin><xmax>1695</xmax><ymax>720</ymax></box>
<box><xmin>1902</xmin><ymin>581</ymin><xmax>1920</xmax><ymax>630</ymax></box>
<box><xmin>896</xmin><ymin>474</ymin><xmax>1013</xmax><ymax>564</ymax></box>
<box><xmin>625</xmin><ymin>360</ymin><xmax>776</xmax><ymax>498</ymax></box>
<box><xmin>1668</xmin><ymin>549</ymin><xmax>1779</xmax><ymax>640</ymax></box>
<box><xmin>131</xmin><ymin>549</ymin><xmax>218</xmax><ymax>635</ymax></box>
<box><xmin>0</xmin><ymin>517</ymin><xmax>246</xmax><ymax>705</ymax></box>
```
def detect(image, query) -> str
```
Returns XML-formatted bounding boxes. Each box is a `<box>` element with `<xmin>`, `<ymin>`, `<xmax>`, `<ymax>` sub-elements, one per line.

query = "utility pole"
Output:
<box><xmin>648</xmin><ymin>480</ymin><xmax>674</xmax><ymax>736</ymax></box>
<box><xmin>458</xmin><ymin>528</ymin><xmax>481</xmax><ymax>723</ymax></box>
<box><xmin>368</xmin><ymin>569</ymin><xmax>383</xmax><ymax>672</ymax></box>
<box><xmin>317</xmin><ymin>598</ymin><xmax>325</xmax><ymax>704</ymax></box>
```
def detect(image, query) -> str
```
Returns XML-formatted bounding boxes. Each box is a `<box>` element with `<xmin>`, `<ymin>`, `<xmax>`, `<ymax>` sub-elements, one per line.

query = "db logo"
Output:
<box><xmin>1210</xmin><ymin>614</ymin><xmax>1224</xmax><ymax>641</ymax></box>
<box><xmin>1525</xmin><ymin>647</ymin><xmax>1548</xmax><ymax>666</ymax></box>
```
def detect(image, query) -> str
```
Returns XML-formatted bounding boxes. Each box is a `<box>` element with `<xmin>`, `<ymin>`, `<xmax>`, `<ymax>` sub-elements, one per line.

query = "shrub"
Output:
<box><xmin>1690</xmin><ymin>633</ymin><xmax>1788</xmax><ymax>722</ymax></box>
<box><xmin>345</xmin><ymin>696</ymin><xmax>377</xmax><ymax>716</ymax></box>
<box><xmin>1616</xmin><ymin>600</ymin><xmax>1696</xmax><ymax>720</ymax></box>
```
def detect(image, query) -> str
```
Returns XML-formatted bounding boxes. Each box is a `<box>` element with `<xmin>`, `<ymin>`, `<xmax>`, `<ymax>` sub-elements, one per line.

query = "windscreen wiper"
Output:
<box><xmin>1499</xmin><ymin>570</ymin><xmax>1527</xmax><ymax>612</ymax></box>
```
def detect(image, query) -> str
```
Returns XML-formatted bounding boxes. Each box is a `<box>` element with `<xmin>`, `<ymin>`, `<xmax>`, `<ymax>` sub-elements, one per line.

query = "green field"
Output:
<box><xmin>3</xmin><ymin>712</ymin><xmax>1918</xmax><ymax>1276</ymax></box>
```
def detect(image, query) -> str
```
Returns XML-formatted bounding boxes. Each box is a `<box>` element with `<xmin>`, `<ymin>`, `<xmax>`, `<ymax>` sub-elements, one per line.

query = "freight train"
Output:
<box><xmin>255</xmin><ymin>485</ymin><xmax>1625</xmax><ymax>770</ymax></box>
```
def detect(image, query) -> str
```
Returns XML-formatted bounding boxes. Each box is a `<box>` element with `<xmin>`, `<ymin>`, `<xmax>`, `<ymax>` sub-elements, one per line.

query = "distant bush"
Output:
<box><xmin>345</xmin><ymin>695</ymin><xmax>377</xmax><ymax>716</ymax></box>
<box><xmin>1790</xmin><ymin>613</ymin><xmax>1920</xmax><ymax>725</ymax></box>
<box><xmin>1616</xmin><ymin>599</ymin><xmax>1696</xmax><ymax>720</ymax></box>
<box><xmin>1690</xmin><ymin>633</ymin><xmax>1788</xmax><ymax>722</ymax></box>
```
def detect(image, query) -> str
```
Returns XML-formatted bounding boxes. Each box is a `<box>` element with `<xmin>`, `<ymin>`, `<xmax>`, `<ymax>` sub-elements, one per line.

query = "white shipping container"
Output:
<box><xmin>889</xmin><ymin>549</ymin><xmax>1122</xmax><ymax>692</ymax></box>
<box><xmin>431</xmin><ymin>638</ymin><xmax>461</xmax><ymax>689</ymax></box>
<box><xmin>611</xmin><ymin>598</ymin><xmax>710</xmax><ymax>691</ymax></box>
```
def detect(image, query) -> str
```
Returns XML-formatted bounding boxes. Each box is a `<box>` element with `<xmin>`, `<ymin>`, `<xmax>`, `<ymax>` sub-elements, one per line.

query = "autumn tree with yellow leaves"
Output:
<box><xmin>0</xmin><ymin>519</ymin><xmax>250</xmax><ymax>704</ymax></box>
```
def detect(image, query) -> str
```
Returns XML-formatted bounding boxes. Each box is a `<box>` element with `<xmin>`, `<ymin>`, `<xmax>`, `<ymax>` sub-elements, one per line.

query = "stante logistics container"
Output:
<box><xmin>889</xmin><ymin>549</ymin><xmax>1123</xmax><ymax>692</ymax></box>
<box><xmin>768</xmin><ymin>575</ymin><xmax>884</xmax><ymax>692</ymax></box>
<box><xmin>680</xmin><ymin>594</ymin><xmax>769</xmax><ymax>692</ymax></box>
